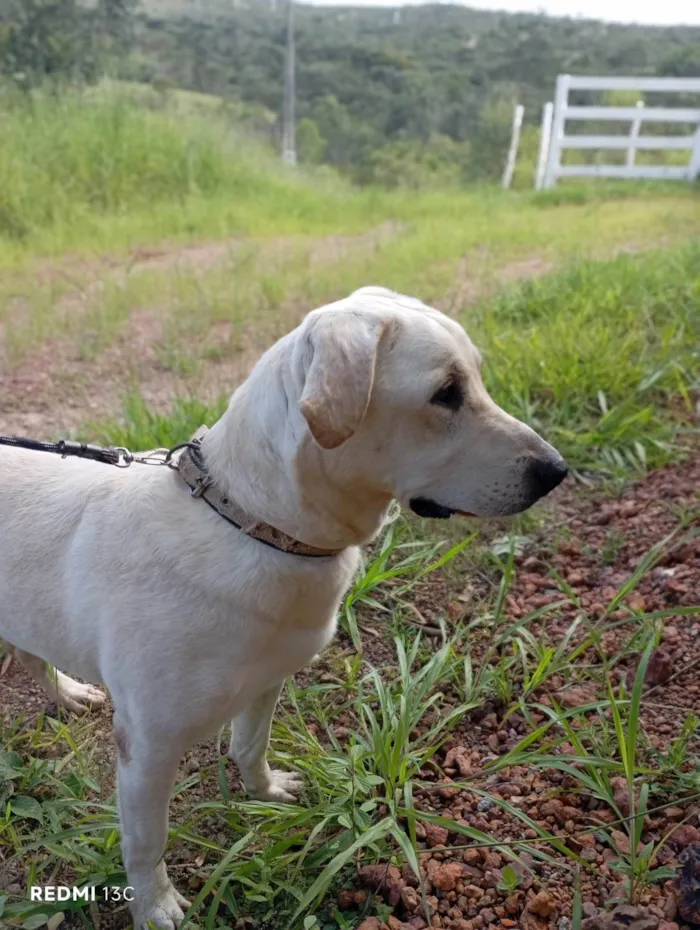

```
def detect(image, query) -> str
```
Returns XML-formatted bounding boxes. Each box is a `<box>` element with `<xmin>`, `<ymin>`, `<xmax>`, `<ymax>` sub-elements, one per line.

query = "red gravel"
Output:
<box><xmin>1</xmin><ymin>452</ymin><xmax>698</xmax><ymax>930</ymax></box>
<box><xmin>343</xmin><ymin>451</ymin><xmax>699</xmax><ymax>930</ymax></box>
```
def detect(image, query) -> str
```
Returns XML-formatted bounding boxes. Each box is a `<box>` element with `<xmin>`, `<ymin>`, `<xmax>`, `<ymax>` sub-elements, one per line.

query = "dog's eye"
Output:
<box><xmin>430</xmin><ymin>380</ymin><xmax>463</xmax><ymax>411</ymax></box>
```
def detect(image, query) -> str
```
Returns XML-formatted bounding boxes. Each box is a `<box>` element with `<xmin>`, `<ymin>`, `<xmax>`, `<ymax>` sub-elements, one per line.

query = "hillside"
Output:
<box><xmin>126</xmin><ymin>2</ymin><xmax>700</xmax><ymax>181</ymax></box>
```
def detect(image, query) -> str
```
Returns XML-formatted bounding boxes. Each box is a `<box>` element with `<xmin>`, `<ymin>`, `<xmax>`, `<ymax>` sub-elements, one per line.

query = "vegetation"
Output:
<box><xmin>122</xmin><ymin>2</ymin><xmax>700</xmax><ymax>183</ymax></box>
<box><xmin>0</xmin><ymin>92</ymin><xmax>370</xmax><ymax>252</ymax></box>
<box><xmin>0</xmin><ymin>7</ymin><xmax>698</xmax><ymax>924</ymax></box>
<box><xmin>3</xmin><ymin>0</ymin><xmax>700</xmax><ymax>185</ymax></box>
<box><xmin>0</xmin><ymin>0</ymin><xmax>134</xmax><ymax>89</ymax></box>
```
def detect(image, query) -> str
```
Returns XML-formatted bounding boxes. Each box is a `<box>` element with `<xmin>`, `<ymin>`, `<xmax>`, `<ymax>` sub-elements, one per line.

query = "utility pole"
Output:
<box><xmin>282</xmin><ymin>0</ymin><xmax>297</xmax><ymax>165</ymax></box>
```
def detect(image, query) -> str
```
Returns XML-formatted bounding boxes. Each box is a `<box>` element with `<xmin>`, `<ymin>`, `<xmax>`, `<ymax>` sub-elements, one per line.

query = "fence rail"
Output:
<box><xmin>564</xmin><ymin>105</ymin><xmax>700</xmax><ymax>122</ymax></box>
<box><xmin>557</xmin><ymin>165</ymin><xmax>688</xmax><ymax>180</ymax></box>
<box><xmin>565</xmin><ymin>76</ymin><xmax>700</xmax><ymax>92</ymax></box>
<box><xmin>561</xmin><ymin>135</ymin><xmax>695</xmax><ymax>150</ymax></box>
<box><xmin>538</xmin><ymin>75</ymin><xmax>700</xmax><ymax>189</ymax></box>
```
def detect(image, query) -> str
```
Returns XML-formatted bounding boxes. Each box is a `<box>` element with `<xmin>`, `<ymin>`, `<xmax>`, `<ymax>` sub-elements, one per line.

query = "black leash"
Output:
<box><xmin>0</xmin><ymin>434</ymin><xmax>194</xmax><ymax>469</ymax></box>
<box><xmin>0</xmin><ymin>429</ymin><xmax>343</xmax><ymax>558</ymax></box>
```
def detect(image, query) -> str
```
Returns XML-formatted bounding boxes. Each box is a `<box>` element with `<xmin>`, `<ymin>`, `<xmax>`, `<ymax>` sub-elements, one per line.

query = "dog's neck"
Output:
<box><xmin>199</xmin><ymin>348</ymin><xmax>393</xmax><ymax>551</ymax></box>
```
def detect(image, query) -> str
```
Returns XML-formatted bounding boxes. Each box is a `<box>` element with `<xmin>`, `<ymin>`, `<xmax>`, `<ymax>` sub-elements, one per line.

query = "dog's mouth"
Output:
<box><xmin>409</xmin><ymin>497</ymin><xmax>476</xmax><ymax>520</ymax></box>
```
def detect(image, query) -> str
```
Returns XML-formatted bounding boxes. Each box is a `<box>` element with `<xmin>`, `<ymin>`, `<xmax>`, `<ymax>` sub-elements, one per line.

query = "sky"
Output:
<box><xmin>301</xmin><ymin>0</ymin><xmax>700</xmax><ymax>27</ymax></box>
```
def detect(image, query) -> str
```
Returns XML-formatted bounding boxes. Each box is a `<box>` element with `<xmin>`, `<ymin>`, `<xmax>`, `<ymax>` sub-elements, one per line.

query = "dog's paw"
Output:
<box><xmin>250</xmin><ymin>770</ymin><xmax>303</xmax><ymax>804</ymax></box>
<box><xmin>134</xmin><ymin>886</ymin><xmax>191</xmax><ymax>929</ymax></box>
<box><xmin>55</xmin><ymin>674</ymin><xmax>106</xmax><ymax>714</ymax></box>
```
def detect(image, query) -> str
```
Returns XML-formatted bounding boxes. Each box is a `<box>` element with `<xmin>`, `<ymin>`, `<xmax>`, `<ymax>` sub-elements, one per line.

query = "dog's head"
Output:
<box><xmin>293</xmin><ymin>286</ymin><xmax>567</xmax><ymax>518</ymax></box>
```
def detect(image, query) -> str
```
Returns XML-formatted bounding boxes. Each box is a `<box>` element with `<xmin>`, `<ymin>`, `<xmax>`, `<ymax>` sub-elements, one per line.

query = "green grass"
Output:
<box><xmin>472</xmin><ymin>244</ymin><xmax>700</xmax><ymax>473</ymax></box>
<box><xmin>1</xmin><ymin>89</ymin><xmax>700</xmax><ymax>930</ymax></box>
<box><xmin>1</xmin><ymin>91</ymin><xmax>699</xmax><ymax>267</ymax></box>
<box><xmin>3</xmin><ymin>524</ymin><xmax>699</xmax><ymax>929</ymax></box>
<box><xmin>84</xmin><ymin>241</ymin><xmax>699</xmax><ymax>478</ymax></box>
<box><xmin>0</xmin><ymin>92</ymin><xmax>379</xmax><ymax>260</ymax></box>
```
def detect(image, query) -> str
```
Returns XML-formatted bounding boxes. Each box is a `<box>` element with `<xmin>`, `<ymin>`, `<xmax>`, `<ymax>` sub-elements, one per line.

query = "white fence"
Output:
<box><xmin>502</xmin><ymin>104</ymin><xmax>524</xmax><ymax>189</ymax></box>
<box><xmin>538</xmin><ymin>75</ymin><xmax>700</xmax><ymax>189</ymax></box>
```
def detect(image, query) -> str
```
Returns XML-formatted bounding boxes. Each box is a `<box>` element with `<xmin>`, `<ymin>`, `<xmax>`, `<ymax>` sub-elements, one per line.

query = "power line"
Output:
<box><xmin>282</xmin><ymin>0</ymin><xmax>297</xmax><ymax>165</ymax></box>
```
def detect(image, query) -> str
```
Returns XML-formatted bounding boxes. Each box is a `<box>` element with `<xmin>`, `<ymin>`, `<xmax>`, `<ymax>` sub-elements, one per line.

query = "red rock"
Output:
<box><xmin>425</xmin><ymin>823</ymin><xmax>449</xmax><ymax>848</ymax></box>
<box><xmin>520</xmin><ymin>911</ymin><xmax>548</xmax><ymax>930</ymax></box>
<box><xmin>611</xmin><ymin>829</ymin><xmax>632</xmax><ymax>855</ymax></box>
<box><xmin>663</xmin><ymin>893</ymin><xmax>678</xmax><ymax>921</ymax></box>
<box><xmin>387</xmin><ymin>917</ymin><xmax>413</xmax><ymax>930</ymax></box>
<box><xmin>608</xmin><ymin>904</ymin><xmax>659</xmax><ymax>929</ymax></box>
<box><xmin>645</xmin><ymin>648</ymin><xmax>672</xmax><ymax>686</ymax></box>
<box><xmin>527</xmin><ymin>890</ymin><xmax>556</xmax><ymax>918</ymax></box>
<box><xmin>463</xmin><ymin>848</ymin><xmax>482</xmax><ymax>866</ymax></box>
<box><xmin>432</xmin><ymin>862</ymin><xmax>465</xmax><ymax>892</ymax></box>
<box><xmin>401</xmin><ymin>886</ymin><xmax>421</xmax><ymax>912</ymax></box>
<box><xmin>611</xmin><ymin>776</ymin><xmax>632</xmax><ymax>817</ymax></box>
<box><xmin>664</xmin><ymin>807</ymin><xmax>684</xmax><ymax>821</ymax></box>
<box><xmin>407</xmin><ymin>920</ymin><xmax>428</xmax><ymax>930</ymax></box>
<box><xmin>670</xmin><ymin>825</ymin><xmax>700</xmax><ymax>847</ymax></box>
<box><xmin>482</xmin><ymin>852</ymin><xmax>502</xmax><ymax>870</ymax></box>
<box><xmin>338</xmin><ymin>888</ymin><xmax>368</xmax><ymax>908</ymax></box>
<box><xmin>540</xmin><ymin>799</ymin><xmax>564</xmax><ymax>819</ymax></box>
<box><xmin>555</xmin><ymin>684</ymin><xmax>598</xmax><ymax>708</ymax></box>
<box><xmin>358</xmin><ymin>864</ymin><xmax>402</xmax><ymax>891</ymax></box>
<box><xmin>505</xmin><ymin>892</ymin><xmax>524</xmax><ymax>914</ymax></box>
<box><xmin>444</xmin><ymin>746</ymin><xmax>472</xmax><ymax>777</ymax></box>
<box><xmin>357</xmin><ymin>920</ymin><xmax>386</xmax><ymax>930</ymax></box>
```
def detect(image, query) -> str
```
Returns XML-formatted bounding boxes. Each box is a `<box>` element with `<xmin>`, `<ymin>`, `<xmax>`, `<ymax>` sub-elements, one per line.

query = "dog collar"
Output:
<box><xmin>177</xmin><ymin>427</ymin><xmax>344</xmax><ymax>559</ymax></box>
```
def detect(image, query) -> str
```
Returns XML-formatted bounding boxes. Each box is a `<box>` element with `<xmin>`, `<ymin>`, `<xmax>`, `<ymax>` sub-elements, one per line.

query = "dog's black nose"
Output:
<box><xmin>527</xmin><ymin>456</ymin><xmax>568</xmax><ymax>498</ymax></box>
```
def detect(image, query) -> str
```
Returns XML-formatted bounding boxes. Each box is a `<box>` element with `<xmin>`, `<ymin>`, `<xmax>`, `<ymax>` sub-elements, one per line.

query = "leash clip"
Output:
<box><xmin>190</xmin><ymin>475</ymin><xmax>214</xmax><ymax>498</ymax></box>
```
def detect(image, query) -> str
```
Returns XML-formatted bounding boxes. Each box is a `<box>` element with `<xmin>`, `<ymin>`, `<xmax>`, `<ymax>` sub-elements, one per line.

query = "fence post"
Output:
<box><xmin>689</xmin><ymin>124</ymin><xmax>700</xmax><ymax>181</ymax></box>
<box><xmin>543</xmin><ymin>74</ymin><xmax>570</xmax><ymax>188</ymax></box>
<box><xmin>535</xmin><ymin>101</ymin><xmax>554</xmax><ymax>189</ymax></box>
<box><xmin>502</xmin><ymin>104</ymin><xmax>524</xmax><ymax>189</ymax></box>
<box><xmin>626</xmin><ymin>100</ymin><xmax>644</xmax><ymax>167</ymax></box>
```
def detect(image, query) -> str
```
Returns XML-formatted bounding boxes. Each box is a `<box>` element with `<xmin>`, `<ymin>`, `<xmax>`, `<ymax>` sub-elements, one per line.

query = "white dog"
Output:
<box><xmin>0</xmin><ymin>287</ymin><xmax>566</xmax><ymax>928</ymax></box>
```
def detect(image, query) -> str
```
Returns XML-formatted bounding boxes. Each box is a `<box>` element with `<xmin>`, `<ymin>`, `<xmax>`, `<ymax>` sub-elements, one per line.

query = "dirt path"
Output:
<box><xmin>0</xmin><ymin>225</ymin><xmax>400</xmax><ymax>436</ymax></box>
<box><xmin>0</xmin><ymin>229</ymin><xmax>562</xmax><ymax>441</ymax></box>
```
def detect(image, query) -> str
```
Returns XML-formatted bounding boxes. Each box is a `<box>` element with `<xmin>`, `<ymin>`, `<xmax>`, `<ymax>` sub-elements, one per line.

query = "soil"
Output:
<box><xmin>343</xmin><ymin>451</ymin><xmax>700</xmax><ymax>930</ymax></box>
<box><xmin>0</xmin><ymin>450</ymin><xmax>697</xmax><ymax>930</ymax></box>
<box><xmin>1</xmin><ymin>235</ymin><xmax>562</xmax><ymax>441</ymax></box>
<box><xmin>0</xmin><ymin>225</ymin><xmax>399</xmax><ymax>438</ymax></box>
<box><xmin>0</xmin><ymin>236</ymin><xmax>698</xmax><ymax>929</ymax></box>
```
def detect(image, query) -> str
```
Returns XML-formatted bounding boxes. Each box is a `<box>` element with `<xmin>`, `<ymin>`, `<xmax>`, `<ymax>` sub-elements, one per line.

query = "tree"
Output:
<box><xmin>296</xmin><ymin>117</ymin><xmax>326</xmax><ymax>165</ymax></box>
<box><xmin>0</xmin><ymin>0</ymin><xmax>136</xmax><ymax>89</ymax></box>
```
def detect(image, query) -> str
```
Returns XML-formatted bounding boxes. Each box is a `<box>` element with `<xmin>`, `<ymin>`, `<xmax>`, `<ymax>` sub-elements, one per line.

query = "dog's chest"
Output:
<box><xmin>208</xmin><ymin>552</ymin><xmax>355</xmax><ymax>711</ymax></box>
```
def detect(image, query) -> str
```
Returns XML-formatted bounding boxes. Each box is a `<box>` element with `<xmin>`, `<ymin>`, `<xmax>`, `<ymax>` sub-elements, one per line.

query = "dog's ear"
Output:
<box><xmin>299</xmin><ymin>312</ymin><xmax>388</xmax><ymax>450</ymax></box>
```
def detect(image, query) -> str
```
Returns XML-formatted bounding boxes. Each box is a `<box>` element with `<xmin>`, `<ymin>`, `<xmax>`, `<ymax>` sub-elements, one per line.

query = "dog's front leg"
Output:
<box><xmin>228</xmin><ymin>683</ymin><xmax>303</xmax><ymax>803</ymax></box>
<box><xmin>116</xmin><ymin>731</ymin><xmax>190</xmax><ymax>929</ymax></box>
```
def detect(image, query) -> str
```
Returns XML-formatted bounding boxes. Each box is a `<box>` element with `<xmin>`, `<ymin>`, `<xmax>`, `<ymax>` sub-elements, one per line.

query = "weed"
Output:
<box><xmin>1</xmin><ymin>89</ymin><xmax>699</xmax><ymax>930</ymax></box>
<box><xmin>602</xmin><ymin>528</ymin><xmax>627</xmax><ymax>565</ymax></box>
<box><xmin>497</xmin><ymin>863</ymin><xmax>523</xmax><ymax>893</ymax></box>
<box><xmin>340</xmin><ymin>518</ymin><xmax>476</xmax><ymax>650</ymax></box>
